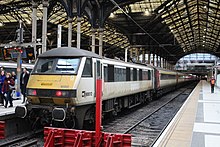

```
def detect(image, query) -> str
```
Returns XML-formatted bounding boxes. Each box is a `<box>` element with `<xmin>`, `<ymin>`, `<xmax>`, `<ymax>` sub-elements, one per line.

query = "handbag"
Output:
<box><xmin>9</xmin><ymin>84</ymin><xmax>15</xmax><ymax>90</ymax></box>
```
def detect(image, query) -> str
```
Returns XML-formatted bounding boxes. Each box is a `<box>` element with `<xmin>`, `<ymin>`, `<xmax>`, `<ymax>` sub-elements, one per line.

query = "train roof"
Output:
<box><xmin>38</xmin><ymin>47</ymin><xmax>101</xmax><ymax>58</ymax></box>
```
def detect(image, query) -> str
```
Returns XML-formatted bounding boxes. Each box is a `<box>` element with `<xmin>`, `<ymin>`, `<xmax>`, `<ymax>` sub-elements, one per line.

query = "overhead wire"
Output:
<box><xmin>109</xmin><ymin>0</ymin><xmax>178</xmax><ymax>61</ymax></box>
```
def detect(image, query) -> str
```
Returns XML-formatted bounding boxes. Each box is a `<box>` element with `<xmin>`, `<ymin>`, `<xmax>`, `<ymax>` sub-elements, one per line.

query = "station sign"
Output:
<box><xmin>0</xmin><ymin>47</ymin><xmax>35</xmax><ymax>61</ymax></box>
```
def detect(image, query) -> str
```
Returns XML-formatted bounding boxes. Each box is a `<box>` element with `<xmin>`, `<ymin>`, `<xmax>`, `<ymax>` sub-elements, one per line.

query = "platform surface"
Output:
<box><xmin>154</xmin><ymin>80</ymin><xmax>220</xmax><ymax>147</ymax></box>
<box><xmin>0</xmin><ymin>98</ymin><xmax>25</xmax><ymax>117</ymax></box>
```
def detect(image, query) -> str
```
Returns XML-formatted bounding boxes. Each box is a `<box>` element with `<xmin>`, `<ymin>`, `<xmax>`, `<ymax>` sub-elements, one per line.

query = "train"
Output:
<box><xmin>0</xmin><ymin>61</ymin><xmax>34</xmax><ymax>73</ymax></box>
<box><xmin>15</xmin><ymin>47</ymin><xmax>196</xmax><ymax>129</ymax></box>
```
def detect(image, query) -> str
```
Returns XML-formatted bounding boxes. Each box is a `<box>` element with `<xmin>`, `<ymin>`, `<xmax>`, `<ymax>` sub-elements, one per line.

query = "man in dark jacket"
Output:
<box><xmin>20</xmin><ymin>67</ymin><xmax>29</xmax><ymax>103</ymax></box>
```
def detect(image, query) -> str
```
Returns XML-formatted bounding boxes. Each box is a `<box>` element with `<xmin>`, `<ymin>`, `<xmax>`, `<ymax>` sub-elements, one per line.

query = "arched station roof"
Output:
<box><xmin>0</xmin><ymin>0</ymin><xmax>219</xmax><ymax>64</ymax></box>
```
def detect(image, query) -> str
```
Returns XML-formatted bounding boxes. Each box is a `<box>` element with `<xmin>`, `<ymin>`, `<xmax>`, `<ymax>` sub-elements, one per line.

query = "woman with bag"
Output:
<box><xmin>2</xmin><ymin>73</ymin><xmax>15</xmax><ymax>108</ymax></box>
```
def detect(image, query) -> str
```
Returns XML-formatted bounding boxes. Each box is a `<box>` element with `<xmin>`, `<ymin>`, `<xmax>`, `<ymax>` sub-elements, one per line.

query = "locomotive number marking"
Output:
<box><xmin>41</xmin><ymin>83</ymin><xmax>52</xmax><ymax>86</ymax></box>
<box><xmin>82</xmin><ymin>91</ymin><xmax>92</xmax><ymax>97</ymax></box>
<box><xmin>61</xmin><ymin>85</ymin><xmax>69</xmax><ymax>88</ymax></box>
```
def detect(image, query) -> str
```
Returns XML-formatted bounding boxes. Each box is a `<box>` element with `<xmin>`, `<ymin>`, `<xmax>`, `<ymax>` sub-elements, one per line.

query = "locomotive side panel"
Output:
<box><xmin>103</xmin><ymin>80</ymin><xmax>153</xmax><ymax>100</ymax></box>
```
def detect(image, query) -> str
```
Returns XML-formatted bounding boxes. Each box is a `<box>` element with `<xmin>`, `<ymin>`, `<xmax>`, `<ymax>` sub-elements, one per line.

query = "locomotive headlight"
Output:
<box><xmin>54</xmin><ymin>90</ymin><xmax>77</xmax><ymax>98</ymax></box>
<box><xmin>27</xmin><ymin>89</ymin><xmax>37</xmax><ymax>96</ymax></box>
<box><xmin>61</xmin><ymin>91</ymin><xmax>69</xmax><ymax>97</ymax></box>
<box><xmin>55</xmin><ymin>91</ymin><xmax>62</xmax><ymax>97</ymax></box>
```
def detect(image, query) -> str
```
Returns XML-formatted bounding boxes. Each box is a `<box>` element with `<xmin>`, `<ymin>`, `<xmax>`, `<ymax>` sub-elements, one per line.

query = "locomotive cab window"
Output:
<box><xmin>33</xmin><ymin>58</ymin><xmax>80</xmax><ymax>74</ymax></box>
<box><xmin>34</xmin><ymin>59</ymin><xmax>54</xmax><ymax>73</ymax></box>
<box><xmin>55</xmin><ymin>59</ymin><xmax>80</xmax><ymax>74</ymax></box>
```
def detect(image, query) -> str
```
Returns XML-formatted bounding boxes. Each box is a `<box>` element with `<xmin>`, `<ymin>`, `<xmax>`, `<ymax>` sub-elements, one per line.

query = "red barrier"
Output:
<box><xmin>44</xmin><ymin>127</ymin><xmax>96</xmax><ymax>147</ymax></box>
<box><xmin>44</xmin><ymin>127</ymin><xmax>131</xmax><ymax>147</ymax></box>
<box><xmin>103</xmin><ymin>133</ymin><xmax>132</xmax><ymax>147</ymax></box>
<box><xmin>0</xmin><ymin>121</ymin><xmax>5</xmax><ymax>139</ymax></box>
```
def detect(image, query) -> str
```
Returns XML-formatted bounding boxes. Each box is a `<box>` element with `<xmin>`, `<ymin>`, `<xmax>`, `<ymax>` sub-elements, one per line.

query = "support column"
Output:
<box><xmin>166</xmin><ymin>60</ymin><xmax>168</xmax><ymax>69</ymax></box>
<box><xmin>57</xmin><ymin>24</ymin><xmax>62</xmax><ymax>47</ymax></box>
<box><xmin>98</xmin><ymin>28</ymin><xmax>104</xmax><ymax>56</ymax></box>
<box><xmin>125</xmin><ymin>47</ymin><xmax>128</xmax><ymax>62</ymax></box>
<box><xmin>142</xmin><ymin>49</ymin><xmax>145</xmax><ymax>63</ymax></box>
<box><xmin>130</xmin><ymin>48</ymin><xmax>133</xmax><ymax>60</ymax></box>
<box><xmin>91</xmin><ymin>28</ymin><xmax>96</xmax><ymax>53</ymax></box>
<box><xmin>148</xmin><ymin>51</ymin><xmax>151</xmax><ymax>64</ymax></box>
<box><xmin>68</xmin><ymin>17</ymin><xmax>72</xmax><ymax>47</ymax></box>
<box><xmin>77</xmin><ymin>16</ymin><xmax>82</xmax><ymax>49</ymax></box>
<box><xmin>42</xmin><ymin>0</ymin><xmax>48</xmax><ymax>54</ymax></box>
<box><xmin>165</xmin><ymin>60</ymin><xmax>167</xmax><ymax>69</ymax></box>
<box><xmin>160</xmin><ymin>56</ymin><xmax>162</xmax><ymax>67</ymax></box>
<box><xmin>32</xmin><ymin>1</ymin><xmax>37</xmax><ymax>58</ymax></box>
<box><xmin>136</xmin><ymin>49</ymin><xmax>139</xmax><ymax>62</ymax></box>
<box><xmin>153</xmin><ymin>52</ymin><xmax>155</xmax><ymax>66</ymax></box>
<box><xmin>156</xmin><ymin>54</ymin><xmax>159</xmax><ymax>67</ymax></box>
<box><xmin>163</xmin><ymin>58</ymin><xmax>165</xmax><ymax>68</ymax></box>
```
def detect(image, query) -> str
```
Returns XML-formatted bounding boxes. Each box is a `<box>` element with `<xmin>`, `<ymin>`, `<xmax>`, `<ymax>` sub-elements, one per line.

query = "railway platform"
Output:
<box><xmin>0</xmin><ymin>98</ymin><xmax>25</xmax><ymax>117</ymax></box>
<box><xmin>154</xmin><ymin>80</ymin><xmax>220</xmax><ymax>147</ymax></box>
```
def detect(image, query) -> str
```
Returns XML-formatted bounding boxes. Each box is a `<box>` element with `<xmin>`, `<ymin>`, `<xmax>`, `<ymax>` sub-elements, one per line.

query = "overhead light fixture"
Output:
<box><xmin>26</xmin><ymin>20</ymin><xmax>31</xmax><ymax>24</ymax></box>
<box><xmin>203</xmin><ymin>41</ymin><xmax>205</xmax><ymax>43</ymax></box>
<box><xmin>203</xmin><ymin>36</ymin><xmax>205</xmax><ymax>37</ymax></box>
<box><xmin>203</xmin><ymin>45</ymin><xmax>205</xmax><ymax>47</ymax></box>
<box><xmin>109</xmin><ymin>13</ymin><xmax>115</xmax><ymax>18</ymax></box>
<box><xmin>144</xmin><ymin>10</ymin><xmax>151</xmax><ymax>16</ymax></box>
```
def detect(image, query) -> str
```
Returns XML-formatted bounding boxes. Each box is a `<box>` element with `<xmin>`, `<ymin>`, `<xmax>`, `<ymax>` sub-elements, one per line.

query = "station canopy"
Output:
<box><xmin>0</xmin><ymin>0</ymin><xmax>219</xmax><ymax>64</ymax></box>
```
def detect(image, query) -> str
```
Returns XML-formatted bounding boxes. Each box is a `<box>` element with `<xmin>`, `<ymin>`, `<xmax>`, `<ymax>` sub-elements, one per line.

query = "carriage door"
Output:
<box><xmin>155</xmin><ymin>69</ymin><xmax>160</xmax><ymax>89</ymax></box>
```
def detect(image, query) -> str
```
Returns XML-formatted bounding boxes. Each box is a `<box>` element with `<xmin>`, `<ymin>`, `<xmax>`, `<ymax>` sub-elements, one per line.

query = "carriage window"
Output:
<box><xmin>126</xmin><ymin>67</ymin><xmax>130</xmax><ymax>81</ymax></box>
<box><xmin>108</xmin><ymin>65</ymin><xmax>114</xmax><ymax>82</ymax></box>
<box><xmin>148</xmin><ymin>70</ymin><xmax>151</xmax><ymax>80</ymax></box>
<box><xmin>114</xmin><ymin>67</ymin><xmax>126</xmax><ymax>82</ymax></box>
<box><xmin>104</xmin><ymin>66</ymin><xmax>108</xmax><ymax>82</ymax></box>
<box><xmin>160</xmin><ymin>74</ymin><xmax>176</xmax><ymax>80</ymax></box>
<box><xmin>139</xmin><ymin>69</ymin><xmax>142</xmax><ymax>80</ymax></box>
<box><xmin>133</xmin><ymin>68</ymin><xmax>137</xmax><ymax>81</ymax></box>
<box><xmin>82</xmin><ymin>58</ymin><xmax>92</xmax><ymax>77</ymax></box>
<box><xmin>130</xmin><ymin>69</ymin><xmax>133</xmax><ymax>81</ymax></box>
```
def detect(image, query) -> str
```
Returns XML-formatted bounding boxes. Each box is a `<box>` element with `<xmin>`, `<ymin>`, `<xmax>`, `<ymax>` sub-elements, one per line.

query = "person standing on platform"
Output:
<box><xmin>20</xmin><ymin>67</ymin><xmax>29</xmax><ymax>104</ymax></box>
<box><xmin>0</xmin><ymin>70</ymin><xmax>5</xmax><ymax>105</ymax></box>
<box><xmin>11</xmin><ymin>71</ymin><xmax>17</xmax><ymax>81</ymax></box>
<box><xmin>210</xmin><ymin>76</ymin><xmax>216</xmax><ymax>93</ymax></box>
<box><xmin>0</xmin><ymin>66</ymin><xmax>4</xmax><ymax>72</ymax></box>
<box><xmin>2</xmin><ymin>73</ymin><xmax>15</xmax><ymax>108</ymax></box>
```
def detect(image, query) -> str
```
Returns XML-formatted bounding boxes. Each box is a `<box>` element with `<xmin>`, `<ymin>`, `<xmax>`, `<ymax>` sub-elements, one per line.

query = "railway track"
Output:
<box><xmin>103</xmin><ymin>82</ymin><xmax>198</xmax><ymax>146</ymax></box>
<box><xmin>0</xmin><ymin>129</ymin><xmax>43</xmax><ymax>147</ymax></box>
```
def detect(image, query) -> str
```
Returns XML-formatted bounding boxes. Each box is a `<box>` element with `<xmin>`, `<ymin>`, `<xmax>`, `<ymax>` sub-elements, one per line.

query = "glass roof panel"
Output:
<box><xmin>114</xmin><ymin>0</ymin><xmax>166</xmax><ymax>14</ymax></box>
<box><xmin>160</xmin><ymin>0</ymin><xmax>220</xmax><ymax>53</ymax></box>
